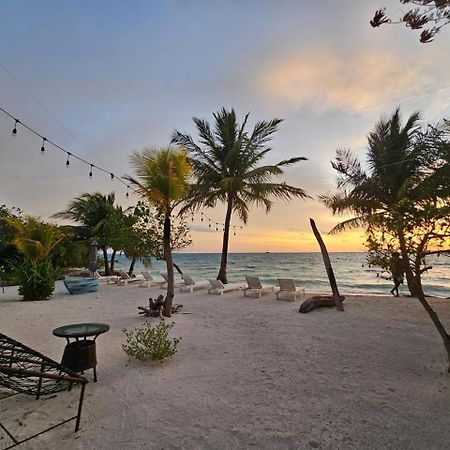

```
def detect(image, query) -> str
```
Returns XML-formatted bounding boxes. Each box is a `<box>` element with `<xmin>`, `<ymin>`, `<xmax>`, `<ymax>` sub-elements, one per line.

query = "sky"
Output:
<box><xmin>0</xmin><ymin>0</ymin><xmax>449</xmax><ymax>252</ymax></box>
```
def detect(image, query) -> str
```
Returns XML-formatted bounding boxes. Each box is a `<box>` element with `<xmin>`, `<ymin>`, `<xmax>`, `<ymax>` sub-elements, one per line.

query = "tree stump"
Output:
<box><xmin>138</xmin><ymin>294</ymin><xmax>183</xmax><ymax>320</ymax></box>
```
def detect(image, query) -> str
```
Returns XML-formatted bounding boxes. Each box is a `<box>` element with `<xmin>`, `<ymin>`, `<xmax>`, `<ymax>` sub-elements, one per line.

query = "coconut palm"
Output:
<box><xmin>321</xmin><ymin>108</ymin><xmax>450</xmax><ymax>371</ymax></box>
<box><xmin>124</xmin><ymin>147</ymin><xmax>191</xmax><ymax>317</ymax></box>
<box><xmin>172</xmin><ymin>107</ymin><xmax>309</xmax><ymax>283</ymax></box>
<box><xmin>53</xmin><ymin>192</ymin><xmax>116</xmax><ymax>274</ymax></box>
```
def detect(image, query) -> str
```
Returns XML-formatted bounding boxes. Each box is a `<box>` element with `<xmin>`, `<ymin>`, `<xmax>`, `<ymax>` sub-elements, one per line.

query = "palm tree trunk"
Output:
<box><xmin>163</xmin><ymin>215</ymin><xmax>174</xmax><ymax>317</ymax></box>
<box><xmin>110</xmin><ymin>249</ymin><xmax>117</xmax><ymax>273</ymax></box>
<box><xmin>102</xmin><ymin>246</ymin><xmax>110</xmax><ymax>275</ymax></box>
<box><xmin>399</xmin><ymin>234</ymin><xmax>450</xmax><ymax>371</ymax></box>
<box><xmin>217</xmin><ymin>194</ymin><xmax>233</xmax><ymax>284</ymax></box>
<box><xmin>128</xmin><ymin>257</ymin><xmax>136</xmax><ymax>276</ymax></box>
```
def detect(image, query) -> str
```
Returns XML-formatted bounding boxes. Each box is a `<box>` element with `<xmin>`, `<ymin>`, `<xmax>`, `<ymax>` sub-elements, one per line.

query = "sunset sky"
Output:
<box><xmin>0</xmin><ymin>1</ymin><xmax>449</xmax><ymax>252</ymax></box>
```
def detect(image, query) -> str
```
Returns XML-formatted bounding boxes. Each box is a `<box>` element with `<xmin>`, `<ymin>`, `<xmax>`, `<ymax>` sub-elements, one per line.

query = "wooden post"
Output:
<box><xmin>309</xmin><ymin>218</ymin><xmax>344</xmax><ymax>312</ymax></box>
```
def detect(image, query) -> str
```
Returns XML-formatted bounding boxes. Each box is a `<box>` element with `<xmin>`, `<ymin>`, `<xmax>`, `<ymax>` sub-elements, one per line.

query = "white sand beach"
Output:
<box><xmin>1</xmin><ymin>282</ymin><xmax>450</xmax><ymax>450</ymax></box>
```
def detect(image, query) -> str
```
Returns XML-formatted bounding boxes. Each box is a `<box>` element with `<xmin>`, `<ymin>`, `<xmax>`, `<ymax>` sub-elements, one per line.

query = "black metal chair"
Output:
<box><xmin>0</xmin><ymin>333</ymin><xmax>87</xmax><ymax>449</ymax></box>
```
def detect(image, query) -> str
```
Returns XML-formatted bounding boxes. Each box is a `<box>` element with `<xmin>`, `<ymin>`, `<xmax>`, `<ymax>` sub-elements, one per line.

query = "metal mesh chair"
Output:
<box><xmin>0</xmin><ymin>333</ymin><xmax>87</xmax><ymax>448</ymax></box>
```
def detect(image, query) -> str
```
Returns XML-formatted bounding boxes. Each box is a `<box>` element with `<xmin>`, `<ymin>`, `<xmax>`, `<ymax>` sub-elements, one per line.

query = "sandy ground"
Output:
<box><xmin>0</xmin><ymin>281</ymin><xmax>450</xmax><ymax>450</ymax></box>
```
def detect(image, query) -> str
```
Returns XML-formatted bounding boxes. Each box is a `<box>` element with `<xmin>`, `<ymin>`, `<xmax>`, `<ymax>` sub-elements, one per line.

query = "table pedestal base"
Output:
<box><xmin>61</xmin><ymin>340</ymin><xmax>98</xmax><ymax>382</ymax></box>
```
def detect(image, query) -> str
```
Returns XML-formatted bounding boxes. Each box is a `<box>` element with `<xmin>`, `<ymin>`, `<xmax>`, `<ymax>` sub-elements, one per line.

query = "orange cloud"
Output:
<box><xmin>257</xmin><ymin>50</ymin><xmax>442</xmax><ymax>112</ymax></box>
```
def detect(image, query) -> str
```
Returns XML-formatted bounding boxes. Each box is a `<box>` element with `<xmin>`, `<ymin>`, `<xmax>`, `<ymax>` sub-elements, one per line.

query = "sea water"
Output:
<box><xmin>113</xmin><ymin>252</ymin><xmax>450</xmax><ymax>298</ymax></box>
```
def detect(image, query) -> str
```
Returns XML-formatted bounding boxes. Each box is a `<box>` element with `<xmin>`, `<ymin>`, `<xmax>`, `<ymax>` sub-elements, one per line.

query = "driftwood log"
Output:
<box><xmin>299</xmin><ymin>295</ymin><xmax>346</xmax><ymax>313</ymax></box>
<box><xmin>138</xmin><ymin>294</ymin><xmax>183</xmax><ymax>320</ymax></box>
<box><xmin>299</xmin><ymin>219</ymin><xmax>345</xmax><ymax>313</ymax></box>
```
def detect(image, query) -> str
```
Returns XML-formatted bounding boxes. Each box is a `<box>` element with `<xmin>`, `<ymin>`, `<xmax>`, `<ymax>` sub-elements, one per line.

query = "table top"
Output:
<box><xmin>52</xmin><ymin>323</ymin><xmax>110</xmax><ymax>338</ymax></box>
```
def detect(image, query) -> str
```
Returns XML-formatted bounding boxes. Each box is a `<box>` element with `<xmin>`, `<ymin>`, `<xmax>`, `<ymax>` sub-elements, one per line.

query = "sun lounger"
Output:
<box><xmin>160</xmin><ymin>273</ymin><xmax>185</xmax><ymax>289</ymax></box>
<box><xmin>179</xmin><ymin>274</ymin><xmax>210</xmax><ymax>294</ymax></box>
<box><xmin>276</xmin><ymin>278</ymin><xmax>305</xmax><ymax>301</ymax></box>
<box><xmin>243</xmin><ymin>276</ymin><xmax>276</xmax><ymax>298</ymax></box>
<box><xmin>95</xmin><ymin>270</ymin><xmax>120</xmax><ymax>284</ymax></box>
<box><xmin>208</xmin><ymin>279</ymin><xmax>241</xmax><ymax>295</ymax></box>
<box><xmin>139</xmin><ymin>271</ymin><xmax>161</xmax><ymax>288</ymax></box>
<box><xmin>115</xmin><ymin>270</ymin><xmax>144</xmax><ymax>286</ymax></box>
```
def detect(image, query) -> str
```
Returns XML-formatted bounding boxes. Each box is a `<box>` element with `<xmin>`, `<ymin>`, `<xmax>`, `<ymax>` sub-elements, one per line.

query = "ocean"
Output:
<box><xmin>113</xmin><ymin>252</ymin><xmax>450</xmax><ymax>298</ymax></box>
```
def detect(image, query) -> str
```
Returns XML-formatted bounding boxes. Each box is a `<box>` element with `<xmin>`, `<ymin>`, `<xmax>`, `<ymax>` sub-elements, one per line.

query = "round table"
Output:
<box><xmin>53</xmin><ymin>323</ymin><xmax>110</xmax><ymax>382</ymax></box>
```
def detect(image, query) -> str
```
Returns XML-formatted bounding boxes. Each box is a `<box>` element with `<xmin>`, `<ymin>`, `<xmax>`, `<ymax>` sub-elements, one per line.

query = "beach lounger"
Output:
<box><xmin>276</xmin><ymin>278</ymin><xmax>305</xmax><ymax>301</ymax></box>
<box><xmin>160</xmin><ymin>273</ymin><xmax>185</xmax><ymax>289</ymax></box>
<box><xmin>139</xmin><ymin>271</ymin><xmax>161</xmax><ymax>288</ymax></box>
<box><xmin>115</xmin><ymin>270</ymin><xmax>144</xmax><ymax>286</ymax></box>
<box><xmin>243</xmin><ymin>276</ymin><xmax>276</xmax><ymax>298</ymax></box>
<box><xmin>208</xmin><ymin>279</ymin><xmax>241</xmax><ymax>295</ymax></box>
<box><xmin>179</xmin><ymin>274</ymin><xmax>210</xmax><ymax>294</ymax></box>
<box><xmin>95</xmin><ymin>270</ymin><xmax>120</xmax><ymax>284</ymax></box>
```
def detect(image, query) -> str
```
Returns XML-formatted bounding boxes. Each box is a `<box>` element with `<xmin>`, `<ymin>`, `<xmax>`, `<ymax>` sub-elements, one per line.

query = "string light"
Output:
<box><xmin>40</xmin><ymin>137</ymin><xmax>46</xmax><ymax>154</ymax></box>
<box><xmin>0</xmin><ymin>106</ymin><xmax>134</xmax><ymax>196</ymax></box>
<box><xmin>12</xmin><ymin>119</ymin><xmax>19</xmax><ymax>135</ymax></box>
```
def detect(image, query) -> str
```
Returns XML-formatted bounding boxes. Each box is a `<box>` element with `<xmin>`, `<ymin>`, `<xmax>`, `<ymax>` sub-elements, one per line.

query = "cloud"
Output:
<box><xmin>256</xmin><ymin>49</ymin><xmax>449</xmax><ymax>114</ymax></box>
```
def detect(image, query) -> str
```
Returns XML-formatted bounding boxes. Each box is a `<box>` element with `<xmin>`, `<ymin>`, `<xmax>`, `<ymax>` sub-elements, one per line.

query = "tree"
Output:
<box><xmin>124</xmin><ymin>147</ymin><xmax>192</xmax><ymax>317</ymax></box>
<box><xmin>321</xmin><ymin>109</ymin><xmax>450</xmax><ymax>371</ymax></box>
<box><xmin>172</xmin><ymin>107</ymin><xmax>309</xmax><ymax>283</ymax></box>
<box><xmin>370</xmin><ymin>1</ymin><xmax>450</xmax><ymax>43</ymax></box>
<box><xmin>123</xmin><ymin>202</ymin><xmax>191</xmax><ymax>276</ymax></box>
<box><xmin>8</xmin><ymin>216</ymin><xmax>65</xmax><ymax>300</ymax></box>
<box><xmin>53</xmin><ymin>192</ymin><xmax>117</xmax><ymax>274</ymax></box>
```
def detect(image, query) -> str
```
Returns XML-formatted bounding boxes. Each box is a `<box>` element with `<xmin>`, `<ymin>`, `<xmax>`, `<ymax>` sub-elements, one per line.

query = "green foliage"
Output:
<box><xmin>0</xmin><ymin>205</ymin><xmax>22</xmax><ymax>252</ymax></box>
<box><xmin>9</xmin><ymin>258</ymin><xmax>59</xmax><ymax>301</ymax></box>
<box><xmin>322</xmin><ymin>109</ymin><xmax>450</xmax><ymax>296</ymax></box>
<box><xmin>122</xmin><ymin>321</ymin><xmax>181</xmax><ymax>361</ymax></box>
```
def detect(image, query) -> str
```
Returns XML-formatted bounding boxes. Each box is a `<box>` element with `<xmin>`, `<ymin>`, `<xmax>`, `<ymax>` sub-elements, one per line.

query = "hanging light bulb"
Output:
<box><xmin>12</xmin><ymin>119</ymin><xmax>19</xmax><ymax>136</ymax></box>
<box><xmin>208</xmin><ymin>221</ymin><xmax>211</xmax><ymax>228</ymax></box>
<box><xmin>126</xmin><ymin>186</ymin><xmax>130</xmax><ymax>198</ymax></box>
<box><xmin>40</xmin><ymin>137</ymin><xmax>46</xmax><ymax>154</ymax></box>
<box><xmin>110</xmin><ymin>173</ymin><xmax>114</xmax><ymax>180</ymax></box>
<box><xmin>200</xmin><ymin>213</ymin><xmax>204</xmax><ymax>222</ymax></box>
<box><xmin>89</xmin><ymin>164</ymin><xmax>93</xmax><ymax>178</ymax></box>
<box><xmin>66</xmin><ymin>152</ymin><xmax>71</xmax><ymax>167</ymax></box>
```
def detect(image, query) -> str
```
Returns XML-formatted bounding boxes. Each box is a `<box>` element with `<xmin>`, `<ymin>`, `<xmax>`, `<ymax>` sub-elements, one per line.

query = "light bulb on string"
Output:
<box><xmin>200</xmin><ymin>213</ymin><xmax>204</xmax><ymax>222</ymax></box>
<box><xmin>40</xmin><ymin>137</ymin><xmax>46</xmax><ymax>154</ymax></box>
<box><xmin>66</xmin><ymin>152</ymin><xmax>71</xmax><ymax>167</ymax></box>
<box><xmin>12</xmin><ymin>119</ymin><xmax>19</xmax><ymax>136</ymax></box>
<box><xmin>110</xmin><ymin>173</ymin><xmax>114</xmax><ymax>181</ymax></box>
<box><xmin>126</xmin><ymin>186</ymin><xmax>130</xmax><ymax>198</ymax></box>
<box><xmin>89</xmin><ymin>164</ymin><xmax>93</xmax><ymax>178</ymax></box>
<box><xmin>208</xmin><ymin>221</ymin><xmax>211</xmax><ymax>228</ymax></box>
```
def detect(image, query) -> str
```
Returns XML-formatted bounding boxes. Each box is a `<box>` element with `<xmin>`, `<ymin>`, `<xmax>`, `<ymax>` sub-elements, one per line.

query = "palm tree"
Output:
<box><xmin>124</xmin><ymin>147</ymin><xmax>191</xmax><ymax>317</ymax></box>
<box><xmin>53</xmin><ymin>192</ymin><xmax>116</xmax><ymax>274</ymax></box>
<box><xmin>172</xmin><ymin>107</ymin><xmax>309</xmax><ymax>283</ymax></box>
<box><xmin>321</xmin><ymin>108</ymin><xmax>450</xmax><ymax>371</ymax></box>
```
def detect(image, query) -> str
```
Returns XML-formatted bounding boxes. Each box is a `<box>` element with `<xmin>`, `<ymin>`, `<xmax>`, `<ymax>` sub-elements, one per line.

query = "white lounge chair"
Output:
<box><xmin>243</xmin><ymin>276</ymin><xmax>276</xmax><ymax>298</ymax></box>
<box><xmin>95</xmin><ymin>270</ymin><xmax>120</xmax><ymax>284</ymax></box>
<box><xmin>276</xmin><ymin>278</ymin><xmax>305</xmax><ymax>301</ymax></box>
<box><xmin>139</xmin><ymin>271</ymin><xmax>161</xmax><ymax>288</ymax></box>
<box><xmin>208</xmin><ymin>279</ymin><xmax>241</xmax><ymax>295</ymax></box>
<box><xmin>160</xmin><ymin>273</ymin><xmax>185</xmax><ymax>289</ymax></box>
<box><xmin>179</xmin><ymin>274</ymin><xmax>210</xmax><ymax>294</ymax></box>
<box><xmin>115</xmin><ymin>270</ymin><xmax>144</xmax><ymax>286</ymax></box>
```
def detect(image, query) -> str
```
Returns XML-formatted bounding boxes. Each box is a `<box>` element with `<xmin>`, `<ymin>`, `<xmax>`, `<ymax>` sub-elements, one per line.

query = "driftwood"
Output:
<box><xmin>138</xmin><ymin>294</ymin><xmax>183</xmax><ymax>320</ymax></box>
<box><xmin>299</xmin><ymin>295</ymin><xmax>346</xmax><ymax>313</ymax></box>
<box><xmin>299</xmin><ymin>219</ymin><xmax>345</xmax><ymax>313</ymax></box>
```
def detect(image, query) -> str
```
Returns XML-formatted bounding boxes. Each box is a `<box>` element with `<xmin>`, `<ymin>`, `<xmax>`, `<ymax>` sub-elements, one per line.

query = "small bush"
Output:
<box><xmin>9</xmin><ymin>258</ymin><xmax>58</xmax><ymax>301</ymax></box>
<box><xmin>122</xmin><ymin>321</ymin><xmax>181</xmax><ymax>361</ymax></box>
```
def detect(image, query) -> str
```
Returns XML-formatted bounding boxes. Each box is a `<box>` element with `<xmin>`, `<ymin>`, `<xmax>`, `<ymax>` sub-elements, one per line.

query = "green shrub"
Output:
<box><xmin>122</xmin><ymin>321</ymin><xmax>181</xmax><ymax>361</ymax></box>
<box><xmin>9</xmin><ymin>258</ymin><xmax>59</xmax><ymax>301</ymax></box>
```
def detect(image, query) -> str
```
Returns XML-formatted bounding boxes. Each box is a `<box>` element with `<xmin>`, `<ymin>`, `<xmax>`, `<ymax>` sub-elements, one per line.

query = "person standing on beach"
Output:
<box><xmin>390</xmin><ymin>252</ymin><xmax>404</xmax><ymax>297</ymax></box>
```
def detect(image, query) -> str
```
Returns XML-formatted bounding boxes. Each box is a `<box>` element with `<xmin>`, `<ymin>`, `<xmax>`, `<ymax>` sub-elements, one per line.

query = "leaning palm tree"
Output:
<box><xmin>124</xmin><ymin>147</ymin><xmax>191</xmax><ymax>317</ymax></box>
<box><xmin>172</xmin><ymin>107</ymin><xmax>309</xmax><ymax>283</ymax></box>
<box><xmin>53</xmin><ymin>192</ymin><xmax>116</xmax><ymax>274</ymax></box>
